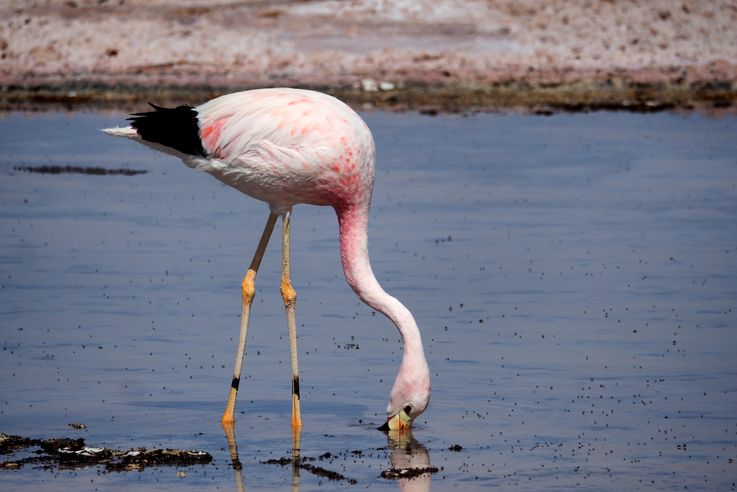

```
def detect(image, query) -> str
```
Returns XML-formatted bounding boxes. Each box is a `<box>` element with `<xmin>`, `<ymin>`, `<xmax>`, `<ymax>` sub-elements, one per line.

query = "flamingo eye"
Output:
<box><xmin>403</xmin><ymin>405</ymin><xmax>412</xmax><ymax>414</ymax></box>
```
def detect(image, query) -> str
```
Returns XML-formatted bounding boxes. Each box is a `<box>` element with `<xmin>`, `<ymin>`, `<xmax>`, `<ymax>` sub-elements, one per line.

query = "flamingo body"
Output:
<box><xmin>104</xmin><ymin>88</ymin><xmax>430</xmax><ymax>429</ymax></box>
<box><xmin>195</xmin><ymin>89</ymin><xmax>374</xmax><ymax>213</ymax></box>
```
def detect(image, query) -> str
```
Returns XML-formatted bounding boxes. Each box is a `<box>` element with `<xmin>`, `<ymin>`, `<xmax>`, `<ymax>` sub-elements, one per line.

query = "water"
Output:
<box><xmin>1</xmin><ymin>109</ymin><xmax>736</xmax><ymax>490</ymax></box>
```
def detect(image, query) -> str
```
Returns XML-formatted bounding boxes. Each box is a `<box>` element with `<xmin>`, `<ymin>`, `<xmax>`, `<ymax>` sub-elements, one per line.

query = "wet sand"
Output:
<box><xmin>1</xmin><ymin>109</ymin><xmax>736</xmax><ymax>490</ymax></box>
<box><xmin>2</xmin><ymin>1</ymin><xmax>737</xmax><ymax>111</ymax></box>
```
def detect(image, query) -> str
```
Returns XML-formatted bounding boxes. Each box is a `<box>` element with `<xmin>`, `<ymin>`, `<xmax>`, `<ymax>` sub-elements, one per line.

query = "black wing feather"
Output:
<box><xmin>128</xmin><ymin>104</ymin><xmax>206</xmax><ymax>157</ymax></box>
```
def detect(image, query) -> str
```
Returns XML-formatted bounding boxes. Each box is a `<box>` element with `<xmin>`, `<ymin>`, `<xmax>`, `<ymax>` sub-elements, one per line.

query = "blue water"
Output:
<box><xmin>1</xmin><ymin>109</ymin><xmax>736</xmax><ymax>490</ymax></box>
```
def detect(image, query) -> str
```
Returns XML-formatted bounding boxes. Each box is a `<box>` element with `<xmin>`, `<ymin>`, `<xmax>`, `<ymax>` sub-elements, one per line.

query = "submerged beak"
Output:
<box><xmin>378</xmin><ymin>408</ymin><xmax>412</xmax><ymax>432</ymax></box>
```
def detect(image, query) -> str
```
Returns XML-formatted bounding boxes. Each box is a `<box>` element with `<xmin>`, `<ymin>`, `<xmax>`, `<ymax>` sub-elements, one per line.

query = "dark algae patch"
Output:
<box><xmin>262</xmin><ymin>457</ymin><xmax>292</xmax><ymax>466</ymax></box>
<box><xmin>14</xmin><ymin>165</ymin><xmax>147</xmax><ymax>176</ymax></box>
<box><xmin>263</xmin><ymin>454</ymin><xmax>357</xmax><ymax>484</ymax></box>
<box><xmin>0</xmin><ymin>433</ymin><xmax>211</xmax><ymax>472</ymax></box>
<box><xmin>380</xmin><ymin>466</ymin><xmax>440</xmax><ymax>480</ymax></box>
<box><xmin>105</xmin><ymin>448</ymin><xmax>213</xmax><ymax>472</ymax></box>
<box><xmin>300</xmin><ymin>462</ymin><xmax>357</xmax><ymax>484</ymax></box>
<box><xmin>0</xmin><ymin>434</ymin><xmax>36</xmax><ymax>455</ymax></box>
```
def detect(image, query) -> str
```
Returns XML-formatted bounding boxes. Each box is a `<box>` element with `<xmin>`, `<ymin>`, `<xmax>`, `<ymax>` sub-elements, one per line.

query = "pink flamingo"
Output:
<box><xmin>103</xmin><ymin>88</ymin><xmax>430</xmax><ymax>432</ymax></box>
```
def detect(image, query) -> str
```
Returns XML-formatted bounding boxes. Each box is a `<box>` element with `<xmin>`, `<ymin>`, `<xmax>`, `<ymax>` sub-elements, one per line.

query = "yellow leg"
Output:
<box><xmin>222</xmin><ymin>212</ymin><xmax>278</xmax><ymax>426</ymax></box>
<box><xmin>280</xmin><ymin>210</ymin><xmax>302</xmax><ymax>433</ymax></box>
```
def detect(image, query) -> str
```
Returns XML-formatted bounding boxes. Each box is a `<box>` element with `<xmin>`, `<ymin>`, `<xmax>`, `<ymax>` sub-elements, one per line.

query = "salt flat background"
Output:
<box><xmin>3</xmin><ymin>1</ymin><xmax>736</xmax><ymax>88</ymax></box>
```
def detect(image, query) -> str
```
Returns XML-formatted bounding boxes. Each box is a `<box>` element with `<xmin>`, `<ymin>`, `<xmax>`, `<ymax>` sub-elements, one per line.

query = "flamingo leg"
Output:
<box><xmin>280</xmin><ymin>210</ymin><xmax>302</xmax><ymax>432</ymax></box>
<box><xmin>222</xmin><ymin>212</ymin><xmax>279</xmax><ymax>426</ymax></box>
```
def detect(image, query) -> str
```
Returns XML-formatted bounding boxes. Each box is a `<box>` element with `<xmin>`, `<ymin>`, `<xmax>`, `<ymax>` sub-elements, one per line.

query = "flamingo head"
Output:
<box><xmin>379</xmin><ymin>358</ymin><xmax>431</xmax><ymax>432</ymax></box>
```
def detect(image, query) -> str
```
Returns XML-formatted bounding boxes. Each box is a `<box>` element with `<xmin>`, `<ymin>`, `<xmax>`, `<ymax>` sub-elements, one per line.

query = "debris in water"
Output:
<box><xmin>0</xmin><ymin>433</ymin><xmax>211</xmax><ymax>471</ymax></box>
<box><xmin>448</xmin><ymin>444</ymin><xmax>463</xmax><ymax>452</ymax></box>
<box><xmin>68</xmin><ymin>423</ymin><xmax>87</xmax><ymax>430</ymax></box>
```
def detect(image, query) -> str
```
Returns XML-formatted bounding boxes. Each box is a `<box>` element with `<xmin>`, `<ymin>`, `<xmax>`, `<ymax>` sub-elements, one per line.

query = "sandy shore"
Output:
<box><xmin>2</xmin><ymin>0</ymin><xmax>736</xmax><ymax>110</ymax></box>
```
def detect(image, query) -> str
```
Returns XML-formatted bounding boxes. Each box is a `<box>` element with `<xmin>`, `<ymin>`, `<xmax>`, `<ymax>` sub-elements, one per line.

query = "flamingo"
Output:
<box><xmin>103</xmin><ymin>88</ymin><xmax>430</xmax><ymax>432</ymax></box>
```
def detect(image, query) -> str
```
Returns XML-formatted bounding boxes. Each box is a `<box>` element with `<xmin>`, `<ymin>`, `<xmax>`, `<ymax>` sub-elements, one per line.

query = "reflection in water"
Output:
<box><xmin>223</xmin><ymin>424</ymin><xmax>433</xmax><ymax>492</ymax></box>
<box><xmin>385</xmin><ymin>430</ymin><xmax>434</xmax><ymax>492</ymax></box>
<box><xmin>223</xmin><ymin>424</ymin><xmax>303</xmax><ymax>492</ymax></box>
<box><xmin>291</xmin><ymin>428</ymin><xmax>301</xmax><ymax>492</ymax></box>
<box><xmin>223</xmin><ymin>424</ymin><xmax>246</xmax><ymax>492</ymax></box>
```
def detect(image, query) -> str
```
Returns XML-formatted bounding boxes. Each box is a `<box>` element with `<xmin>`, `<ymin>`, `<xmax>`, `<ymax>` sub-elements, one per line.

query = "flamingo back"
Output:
<box><xmin>193</xmin><ymin>88</ymin><xmax>376</xmax><ymax>212</ymax></box>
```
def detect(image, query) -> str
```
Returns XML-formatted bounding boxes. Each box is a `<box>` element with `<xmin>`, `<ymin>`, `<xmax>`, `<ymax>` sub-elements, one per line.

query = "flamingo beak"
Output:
<box><xmin>378</xmin><ymin>408</ymin><xmax>412</xmax><ymax>432</ymax></box>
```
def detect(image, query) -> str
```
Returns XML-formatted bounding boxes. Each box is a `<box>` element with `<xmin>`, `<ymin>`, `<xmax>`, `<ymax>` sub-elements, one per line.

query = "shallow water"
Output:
<box><xmin>1</xmin><ymin>109</ymin><xmax>736</xmax><ymax>490</ymax></box>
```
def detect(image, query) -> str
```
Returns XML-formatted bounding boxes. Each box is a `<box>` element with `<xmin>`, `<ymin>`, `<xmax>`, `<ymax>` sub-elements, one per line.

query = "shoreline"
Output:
<box><xmin>2</xmin><ymin>79</ymin><xmax>735</xmax><ymax>114</ymax></box>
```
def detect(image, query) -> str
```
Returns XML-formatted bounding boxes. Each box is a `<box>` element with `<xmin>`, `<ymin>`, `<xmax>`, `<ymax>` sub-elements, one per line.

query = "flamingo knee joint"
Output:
<box><xmin>280</xmin><ymin>278</ymin><xmax>297</xmax><ymax>307</ymax></box>
<box><xmin>241</xmin><ymin>270</ymin><xmax>257</xmax><ymax>303</ymax></box>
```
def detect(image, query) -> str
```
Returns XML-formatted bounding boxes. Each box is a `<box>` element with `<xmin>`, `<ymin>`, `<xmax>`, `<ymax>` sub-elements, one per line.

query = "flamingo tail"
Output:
<box><xmin>103</xmin><ymin>103</ymin><xmax>206</xmax><ymax>158</ymax></box>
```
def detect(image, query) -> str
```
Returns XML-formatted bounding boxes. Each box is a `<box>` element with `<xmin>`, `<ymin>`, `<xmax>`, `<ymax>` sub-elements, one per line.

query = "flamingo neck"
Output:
<box><xmin>336</xmin><ymin>204</ymin><xmax>425</xmax><ymax>363</ymax></box>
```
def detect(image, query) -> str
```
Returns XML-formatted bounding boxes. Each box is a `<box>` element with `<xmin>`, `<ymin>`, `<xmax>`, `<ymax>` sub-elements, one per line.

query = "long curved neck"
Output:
<box><xmin>336</xmin><ymin>204</ymin><xmax>425</xmax><ymax>361</ymax></box>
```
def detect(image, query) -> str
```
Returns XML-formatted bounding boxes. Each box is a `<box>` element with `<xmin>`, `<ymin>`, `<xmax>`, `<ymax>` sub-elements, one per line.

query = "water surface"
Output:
<box><xmin>1</xmin><ymin>109</ymin><xmax>736</xmax><ymax>490</ymax></box>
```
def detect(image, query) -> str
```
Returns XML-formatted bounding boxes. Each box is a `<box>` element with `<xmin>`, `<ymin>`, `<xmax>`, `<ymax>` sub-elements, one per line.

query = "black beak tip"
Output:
<box><xmin>377</xmin><ymin>421</ymin><xmax>390</xmax><ymax>432</ymax></box>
